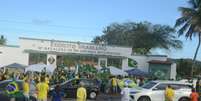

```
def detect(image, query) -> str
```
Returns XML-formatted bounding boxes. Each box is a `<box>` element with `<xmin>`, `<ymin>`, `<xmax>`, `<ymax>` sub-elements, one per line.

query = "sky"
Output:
<box><xmin>0</xmin><ymin>0</ymin><xmax>200</xmax><ymax>60</ymax></box>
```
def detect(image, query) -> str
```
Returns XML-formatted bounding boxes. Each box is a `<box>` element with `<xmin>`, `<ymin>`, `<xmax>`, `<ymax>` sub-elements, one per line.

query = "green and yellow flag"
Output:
<box><xmin>128</xmin><ymin>58</ymin><xmax>137</xmax><ymax>67</ymax></box>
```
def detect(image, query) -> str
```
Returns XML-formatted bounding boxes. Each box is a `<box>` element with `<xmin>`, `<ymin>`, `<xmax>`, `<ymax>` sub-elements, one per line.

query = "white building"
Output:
<box><xmin>0</xmin><ymin>37</ymin><xmax>176</xmax><ymax>79</ymax></box>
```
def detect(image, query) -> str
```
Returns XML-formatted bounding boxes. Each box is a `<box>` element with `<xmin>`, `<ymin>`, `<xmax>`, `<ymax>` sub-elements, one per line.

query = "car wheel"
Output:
<box><xmin>89</xmin><ymin>91</ymin><xmax>97</xmax><ymax>99</ymax></box>
<box><xmin>179</xmin><ymin>97</ymin><xmax>190</xmax><ymax>101</ymax></box>
<box><xmin>138</xmin><ymin>96</ymin><xmax>151</xmax><ymax>101</ymax></box>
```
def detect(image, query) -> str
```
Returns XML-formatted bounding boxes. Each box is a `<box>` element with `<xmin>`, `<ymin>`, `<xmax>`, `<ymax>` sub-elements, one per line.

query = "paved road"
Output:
<box><xmin>49</xmin><ymin>93</ymin><xmax>121</xmax><ymax>101</ymax></box>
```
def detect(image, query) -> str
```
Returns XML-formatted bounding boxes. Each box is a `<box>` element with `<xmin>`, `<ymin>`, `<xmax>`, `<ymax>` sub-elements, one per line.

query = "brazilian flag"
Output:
<box><xmin>128</xmin><ymin>58</ymin><xmax>137</xmax><ymax>67</ymax></box>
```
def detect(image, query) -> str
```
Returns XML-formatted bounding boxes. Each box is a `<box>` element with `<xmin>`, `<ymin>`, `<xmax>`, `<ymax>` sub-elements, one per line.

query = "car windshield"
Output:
<box><xmin>141</xmin><ymin>81</ymin><xmax>157</xmax><ymax>89</ymax></box>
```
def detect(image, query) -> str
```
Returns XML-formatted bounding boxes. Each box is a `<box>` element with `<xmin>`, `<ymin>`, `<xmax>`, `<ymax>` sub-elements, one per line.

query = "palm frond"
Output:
<box><xmin>185</xmin><ymin>25</ymin><xmax>195</xmax><ymax>39</ymax></box>
<box><xmin>179</xmin><ymin>7</ymin><xmax>197</xmax><ymax>17</ymax></box>
<box><xmin>175</xmin><ymin>17</ymin><xmax>189</xmax><ymax>27</ymax></box>
<box><xmin>178</xmin><ymin>22</ymin><xmax>190</xmax><ymax>36</ymax></box>
<box><xmin>188</xmin><ymin>0</ymin><xmax>198</xmax><ymax>8</ymax></box>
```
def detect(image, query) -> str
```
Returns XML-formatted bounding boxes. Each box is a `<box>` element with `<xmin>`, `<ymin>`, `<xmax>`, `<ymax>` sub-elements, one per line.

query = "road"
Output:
<box><xmin>50</xmin><ymin>93</ymin><xmax>122</xmax><ymax>101</ymax></box>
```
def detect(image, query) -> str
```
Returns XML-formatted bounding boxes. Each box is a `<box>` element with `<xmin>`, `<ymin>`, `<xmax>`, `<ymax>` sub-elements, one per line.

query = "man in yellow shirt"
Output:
<box><xmin>36</xmin><ymin>77</ymin><xmax>49</xmax><ymax>101</ymax></box>
<box><xmin>77</xmin><ymin>82</ymin><xmax>87</xmax><ymax>101</ymax></box>
<box><xmin>23</xmin><ymin>79</ymin><xmax>30</xmax><ymax>101</ymax></box>
<box><xmin>165</xmin><ymin>85</ymin><xmax>175</xmax><ymax>101</ymax></box>
<box><xmin>111</xmin><ymin>76</ymin><xmax>118</xmax><ymax>94</ymax></box>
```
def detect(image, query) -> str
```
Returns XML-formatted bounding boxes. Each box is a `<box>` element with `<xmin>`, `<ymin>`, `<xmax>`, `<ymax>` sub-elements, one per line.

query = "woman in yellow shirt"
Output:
<box><xmin>36</xmin><ymin>77</ymin><xmax>49</xmax><ymax>101</ymax></box>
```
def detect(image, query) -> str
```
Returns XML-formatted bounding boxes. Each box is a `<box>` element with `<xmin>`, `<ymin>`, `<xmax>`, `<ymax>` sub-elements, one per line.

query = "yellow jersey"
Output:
<box><xmin>165</xmin><ymin>87</ymin><xmax>174</xmax><ymax>99</ymax></box>
<box><xmin>36</xmin><ymin>82</ymin><xmax>49</xmax><ymax>100</ymax></box>
<box><xmin>112</xmin><ymin>78</ymin><xmax>117</xmax><ymax>86</ymax></box>
<box><xmin>77</xmin><ymin>87</ymin><xmax>87</xmax><ymax>101</ymax></box>
<box><xmin>23</xmin><ymin>82</ymin><xmax>29</xmax><ymax>94</ymax></box>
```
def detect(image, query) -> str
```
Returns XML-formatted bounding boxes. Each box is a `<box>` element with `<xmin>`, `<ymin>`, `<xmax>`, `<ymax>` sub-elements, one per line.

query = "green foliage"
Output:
<box><xmin>92</xmin><ymin>21</ymin><xmax>182</xmax><ymax>54</ymax></box>
<box><xmin>176</xmin><ymin>59</ymin><xmax>201</xmax><ymax>78</ymax></box>
<box><xmin>0</xmin><ymin>35</ymin><xmax>6</xmax><ymax>45</ymax></box>
<box><xmin>175</xmin><ymin>0</ymin><xmax>201</xmax><ymax>76</ymax></box>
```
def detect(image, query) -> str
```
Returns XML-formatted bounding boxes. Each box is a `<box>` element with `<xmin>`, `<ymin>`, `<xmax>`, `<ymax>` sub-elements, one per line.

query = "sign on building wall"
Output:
<box><xmin>20</xmin><ymin>38</ymin><xmax>132</xmax><ymax>57</ymax></box>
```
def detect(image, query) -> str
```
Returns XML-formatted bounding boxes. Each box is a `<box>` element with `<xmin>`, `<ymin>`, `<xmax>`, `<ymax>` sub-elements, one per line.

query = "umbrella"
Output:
<box><xmin>25</xmin><ymin>63</ymin><xmax>55</xmax><ymax>73</ymax></box>
<box><xmin>5</xmin><ymin>63</ymin><xmax>26</xmax><ymax>69</ymax></box>
<box><xmin>107</xmin><ymin>66</ymin><xmax>128</xmax><ymax>76</ymax></box>
<box><xmin>125</xmin><ymin>68</ymin><xmax>149</xmax><ymax>77</ymax></box>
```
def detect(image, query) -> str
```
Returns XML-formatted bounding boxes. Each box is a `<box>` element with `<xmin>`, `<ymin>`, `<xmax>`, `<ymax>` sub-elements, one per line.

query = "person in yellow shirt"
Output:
<box><xmin>165</xmin><ymin>85</ymin><xmax>175</xmax><ymax>101</ymax></box>
<box><xmin>36</xmin><ymin>77</ymin><xmax>49</xmax><ymax>101</ymax></box>
<box><xmin>77</xmin><ymin>82</ymin><xmax>87</xmax><ymax>101</ymax></box>
<box><xmin>111</xmin><ymin>76</ymin><xmax>118</xmax><ymax>94</ymax></box>
<box><xmin>23</xmin><ymin>78</ymin><xmax>30</xmax><ymax>101</ymax></box>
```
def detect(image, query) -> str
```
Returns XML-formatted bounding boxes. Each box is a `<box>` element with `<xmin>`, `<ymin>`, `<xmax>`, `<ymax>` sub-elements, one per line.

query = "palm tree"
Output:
<box><xmin>175</xmin><ymin>0</ymin><xmax>201</xmax><ymax>77</ymax></box>
<box><xmin>0</xmin><ymin>35</ymin><xmax>6</xmax><ymax>45</ymax></box>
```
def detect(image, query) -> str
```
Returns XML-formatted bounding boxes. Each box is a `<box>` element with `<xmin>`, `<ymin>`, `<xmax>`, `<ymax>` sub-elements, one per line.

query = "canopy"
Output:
<box><xmin>5</xmin><ymin>63</ymin><xmax>26</xmax><ymax>69</ymax></box>
<box><xmin>107</xmin><ymin>66</ymin><xmax>128</xmax><ymax>76</ymax></box>
<box><xmin>0</xmin><ymin>64</ymin><xmax>4</xmax><ymax>68</ymax></box>
<box><xmin>125</xmin><ymin>68</ymin><xmax>149</xmax><ymax>77</ymax></box>
<box><xmin>25</xmin><ymin>63</ymin><xmax>55</xmax><ymax>73</ymax></box>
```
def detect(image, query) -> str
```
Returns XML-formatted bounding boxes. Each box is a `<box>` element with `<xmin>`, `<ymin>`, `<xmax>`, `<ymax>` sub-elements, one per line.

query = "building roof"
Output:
<box><xmin>148</xmin><ymin>60</ymin><xmax>172</xmax><ymax>65</ymax></box>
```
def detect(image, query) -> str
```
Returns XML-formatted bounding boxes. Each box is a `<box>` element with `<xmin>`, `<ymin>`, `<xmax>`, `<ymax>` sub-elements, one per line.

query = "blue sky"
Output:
<box><xmin>0</xmin><ymin>0</ymin><xmax>200</xmax><ymax>60</ymax></box>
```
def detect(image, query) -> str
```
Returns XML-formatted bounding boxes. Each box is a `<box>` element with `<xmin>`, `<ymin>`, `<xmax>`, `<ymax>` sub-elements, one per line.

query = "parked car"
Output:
<box><xmin>130</xmin><ymin>80</ymin><xmax>192</xmax><ymax>101</ymax></box>
<box><xmin>49</xmin><ymin>78</ymin><xmax>100</xmax><ymax>99</ymax></box>
<box><xmin>0</xmin><ymin>80</ymin><xmax>25</xmax><ymax>101</ymax></box>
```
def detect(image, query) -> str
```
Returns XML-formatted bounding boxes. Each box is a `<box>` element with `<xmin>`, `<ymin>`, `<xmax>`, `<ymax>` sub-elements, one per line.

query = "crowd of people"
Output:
<box><xmin>0</xmin><ymin>68</ymin><xmax>89</xmax><ymax>101</ymax></box>
<box><xmin>1</xmin><ymin>67</ymin><xmax>201</xmax><ymax>101</ymax></box>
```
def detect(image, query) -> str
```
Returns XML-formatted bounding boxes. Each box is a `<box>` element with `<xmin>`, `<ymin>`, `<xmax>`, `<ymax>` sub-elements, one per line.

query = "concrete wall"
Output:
<box><xmin>0</xmin><ymin>46</ymin><xmax>29</xmax><ymax>66</ymax></box>
<box><xmin>128</xmin><ymin>55</ymin><xmax>167</xmax><ymax>72</ymax></box>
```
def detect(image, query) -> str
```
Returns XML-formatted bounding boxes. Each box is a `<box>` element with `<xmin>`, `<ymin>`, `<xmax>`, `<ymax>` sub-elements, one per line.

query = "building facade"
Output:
<box><xmin>0</xmin><ymin>37</ymin><xmax>176</xmax><ymax>79</ymax></box>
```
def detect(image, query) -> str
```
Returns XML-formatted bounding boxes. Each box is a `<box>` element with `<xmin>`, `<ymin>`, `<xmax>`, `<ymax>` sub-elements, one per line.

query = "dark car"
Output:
<box><xmin>0</xmin><ymin>80</ymin><xmax>25</xmax><ymax>101</ymax></box>
<box><xmin>50</xmin><ymin>78</ymin><xmax>100</xmax><ymax>99</ymax></box>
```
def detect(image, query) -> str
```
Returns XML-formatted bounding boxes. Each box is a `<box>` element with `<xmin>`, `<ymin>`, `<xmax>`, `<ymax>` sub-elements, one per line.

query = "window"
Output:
<box><xmin>155</xmin><ymin>83</ymin><xmax>168</xmax><ymax>90</ymax></box>
<box><xmin>107</xmin><ymin>58</ymin><xmax>122</xmax><ymax>68</ymax></box>
<box><xmin>29</xmin><ymin>53</ymin><xmax>47</xmax><ymax>65</ymax></box>
<box><xmin>142</xmin><ymin>81</ymin><xmax>157</xmax><ymax>89</ymax></box>
<box><xmin>170</xmin><ymin>84</ymin><xmax>192</xmax><ymax>90</ymax></box>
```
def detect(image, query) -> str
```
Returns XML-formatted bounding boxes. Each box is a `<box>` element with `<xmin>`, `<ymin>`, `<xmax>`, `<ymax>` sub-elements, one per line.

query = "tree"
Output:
<box><xmin>92</xmin><ymin>21</ymin><xmax>182</xmax><ymax>54</ymax></box>
<box><xmin>175</xmin><ymin>59</ymin><xmax>201</xmax><ymax>78</ymax></box>
<box><xmin>175</xmin><ymin>0</ymin><xmax>201</xmax><ymax>77</ymax></box>
<box><xmin>0</xmin><ymin>35</ymin><xmax>6</xmax><ymax>45</ymax></box>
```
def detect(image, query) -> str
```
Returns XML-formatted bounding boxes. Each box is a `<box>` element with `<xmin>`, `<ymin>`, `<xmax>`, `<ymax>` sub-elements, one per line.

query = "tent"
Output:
<box><xmin>0</xmin><ymin>64</ymin><xmax>4</xmax><ymax>68</ymax></box>
<box><xmin>25</xmin><ymin>63</ymin><xmax>55</xmax><ymax>73</ymax></box>
<box><xmin>5</xmin><ymin>63</ymin><xmax>26</xmax><ymax>69</ymax></box>
<box><xmin>107</xmin><ymin>66</ymin><xmax>128</xmax><ymax>76</ymax></box>
<box><xmin>125</xmin><ymin>68</ymin><xmax>149</xmax><ymax>77</ymax></box>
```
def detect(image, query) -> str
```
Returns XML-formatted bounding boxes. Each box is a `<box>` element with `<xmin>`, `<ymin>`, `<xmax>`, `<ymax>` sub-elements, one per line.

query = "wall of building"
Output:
<box><xmin>170</xmin><ymin>63</ymin><xmax>177</xmax><ymax>80</ymax></box>
<box><xmin>0</xmin><ymin>46</ymin><xmax>29</xmax><ymax>66</ymax></box>
<box><xmin>128</xmin><ymin>55</ymin><xmax>168</xmax><ymax>72</ymax></box>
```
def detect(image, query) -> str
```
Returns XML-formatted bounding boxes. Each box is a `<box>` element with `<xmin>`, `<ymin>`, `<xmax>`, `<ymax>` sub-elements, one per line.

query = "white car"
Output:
<box><xmin>130</xmin><ymin>80</ymin><xmax>192</xmax><ymax>101</ymax></box>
